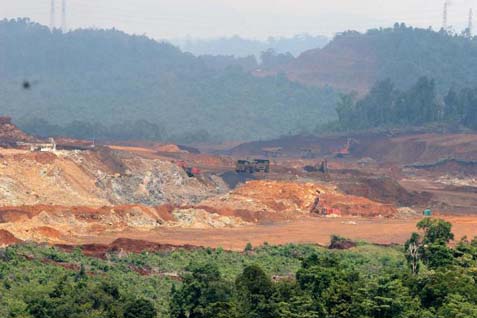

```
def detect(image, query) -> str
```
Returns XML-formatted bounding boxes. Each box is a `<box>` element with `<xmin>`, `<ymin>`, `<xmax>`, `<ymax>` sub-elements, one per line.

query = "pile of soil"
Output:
<box><xmin>199</xmin><ymin>180</ymin><xmax>398</xmax><ymax>220</ymax></box>
<box><xmin>337</xmin><ymin>176</ymin><xmax>432</xmax><ymax>207</ymax></box>
<box><xmin>329</xmin><ymin>236</ymin><xmax>357</xmax><ymax>249</ymax></box>
<box><xmin>408</xmin><ymin>158</ymin><xmax>477</xmax><ymax>176</ymax></box>
<box><xmin>0</xmin><ymin>229</ymin><xmax>21</xmax><ymax>246</ymax></box>
<box><xmin>220</xmin><ymin>171</ymin><xmax>256</xmax><ymax>189</ymax></box>
<box><xmin>57</xmin><ymin>239</ymin><xmax>199</xmax><ymax>258</ymax></box>
<box><xmin>0</xmin><ymin>117</ymin><xmax>39</xmax><ymax>145</ymax></box>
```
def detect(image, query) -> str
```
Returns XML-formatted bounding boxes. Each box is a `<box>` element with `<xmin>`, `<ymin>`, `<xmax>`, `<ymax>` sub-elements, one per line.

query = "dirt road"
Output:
<box><xmin>75</xmin><ymin>216</ymin><xmax>477</xmax><ymax>251</ymax></box>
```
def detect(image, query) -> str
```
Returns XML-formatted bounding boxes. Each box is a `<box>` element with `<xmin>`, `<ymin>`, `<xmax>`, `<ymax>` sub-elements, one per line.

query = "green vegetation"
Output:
<box><xmin>337</xmin><ymin>24</ymin><xmax>477</xmax><ymax>92</ymax></box>
<box><xmin>1</xmin><ymin>219</ymin><xmax>477</xmax><ymax>317</ymax></box>
<box><xmin>0</xmin><ymin>19</ymin><xmax>337</xmax><ymax>143</ymax></box>
<box><xmin>334</xmin><ymin>77</ymin><xmax>477</xmax><ymax>131</ymax></box>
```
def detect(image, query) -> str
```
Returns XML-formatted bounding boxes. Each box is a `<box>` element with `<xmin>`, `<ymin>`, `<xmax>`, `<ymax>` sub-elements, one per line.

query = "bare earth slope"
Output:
<box><xmin>0</xmin><ymin>148</ymin><xmax>222</xmax><ymax>207</ymax></box>
<box><xmin>0</xmin><ymin>122</ymin><xmax>475</xmax><ymax>250</ymax></box>
<box><xmin>255</xmin><ymin>33</ymin><xmax>378</xmax><ymax>94</ymax></box>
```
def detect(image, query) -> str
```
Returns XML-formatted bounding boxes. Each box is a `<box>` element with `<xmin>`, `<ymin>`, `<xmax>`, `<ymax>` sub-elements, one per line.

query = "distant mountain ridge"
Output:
<box><xmin>171</xmin><ymin>34</ymin><xmax>330</xmax><ymax>58</ymax></box>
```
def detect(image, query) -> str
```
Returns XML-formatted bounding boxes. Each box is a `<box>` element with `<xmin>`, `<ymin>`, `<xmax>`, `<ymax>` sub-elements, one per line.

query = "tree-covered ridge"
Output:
<box><xmin>1</xmin><ymin>219</ymin><xmax>477</xmax><ymax>317</ymax></box>
<box><xmin>0</xmin><ymin>18</ymin><xmax>337</xmax><ymax>142</ymax></box>
<box><xmin>334</xmin><ymin>77</ymin><xmax>477</xmax><ymax>131</ymax></box>
<box><xmin>279</xmin><ymin>24</ymin><xmax>477</xmax><ymax>94</ymax></box>
<box><xmin>368</xmin><ymin>23</ymin><xmax>477</xmax><ymax>92</ymax></box>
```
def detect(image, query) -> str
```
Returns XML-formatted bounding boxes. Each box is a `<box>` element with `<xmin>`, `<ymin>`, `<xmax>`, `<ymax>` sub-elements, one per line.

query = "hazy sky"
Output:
<box><xmin>1</xmin><ymin>0</ymin><xmax>477</xmax><ymax>39</ymax></box>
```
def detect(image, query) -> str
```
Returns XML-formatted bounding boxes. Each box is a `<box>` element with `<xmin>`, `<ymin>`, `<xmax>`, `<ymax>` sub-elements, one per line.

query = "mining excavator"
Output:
<box><xmin>333</xmin><ymin>138</ymin><xmax>358</xmax><ymax>158</ymax></box>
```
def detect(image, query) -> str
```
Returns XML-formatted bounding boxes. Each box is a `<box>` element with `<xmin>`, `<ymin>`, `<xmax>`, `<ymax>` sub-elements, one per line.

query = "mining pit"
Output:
<box><xmin>0</xmin><ymin>121</ymin><xmax>476</xmax><ymax>250</ymax></box>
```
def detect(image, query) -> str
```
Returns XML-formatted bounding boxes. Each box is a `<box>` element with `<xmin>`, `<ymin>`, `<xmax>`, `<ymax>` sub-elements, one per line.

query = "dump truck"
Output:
<box><xmin>254</xmin><ymin>159</ymin><xmax>270</xmax><ymax>173</ymax></box>
<box><xmin>235</xmin><ymin>159</ymin><xmax>270</xmax><ymax>173</ymax></box>
<box><xmin>236</xmin><ymin>160</ymin><xmax>253</xmax><ymax>173</ymax></box>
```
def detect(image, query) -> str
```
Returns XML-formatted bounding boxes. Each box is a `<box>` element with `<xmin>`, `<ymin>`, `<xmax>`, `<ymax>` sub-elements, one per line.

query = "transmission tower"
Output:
<box><xmin>61</xmin><ymin>0</ymin><xmax>67</xmax><ymax>33</ymax></box>
<box><xmin>442</xmin><ymin>1</ymin><xmax>448</xmax><ymax>31</ymax></box>
<box><xmin>49</xmin><ymin>0</ymin><xmax>56</xmax><ymax>30</ymax></box>
<box><xmin>468</xmin><ymin>8</ymin><xmax>473</xmax><ymax>38</ymax></box>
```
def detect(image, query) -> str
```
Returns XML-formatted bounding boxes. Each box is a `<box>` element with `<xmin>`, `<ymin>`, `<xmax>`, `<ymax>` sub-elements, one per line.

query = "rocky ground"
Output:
<box><xmin>0</xmin><ymin>120</ymin><xmax>475</xmax><ymax>248</ymax></box>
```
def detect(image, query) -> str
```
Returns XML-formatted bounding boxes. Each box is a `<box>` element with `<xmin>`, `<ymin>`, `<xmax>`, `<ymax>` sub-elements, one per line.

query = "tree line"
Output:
<box><xmin>169</xmin><ymin>218</ymin><xmax>477</xmax><ymax>318</ymax></box>
<box><xmin>0</xmin><ymin>18</ymin><xmax>337</xmax><ymax>142</ymax></box>
<box><xmin>335</xmin><ymin>77</ymin><xmax>477</xmax><ymax>131</ymax></box>
<box><xmin>2</xmin><ymin>219</ymin><xmax>477</xmax><ymax>317</ymax></box>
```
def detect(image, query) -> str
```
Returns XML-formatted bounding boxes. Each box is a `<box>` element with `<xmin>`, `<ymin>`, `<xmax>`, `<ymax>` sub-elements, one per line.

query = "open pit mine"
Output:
<box><xmin>0</xmin><ymin>117</ymin><xmax>477</xmax><ymax>250</ymax></box>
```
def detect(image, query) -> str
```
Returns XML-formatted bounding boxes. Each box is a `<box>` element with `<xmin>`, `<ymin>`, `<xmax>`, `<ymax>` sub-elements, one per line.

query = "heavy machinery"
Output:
<box><xmin>333</xmin><ymin>138</ymin><xmax>358</xmax><ymax>158</ymax></box>
<box><xmin>176</xmin><ymin>160</ymin><xmax>201</xmax><ymax>177</ymax></box>
<box><xmin>304</xmin><ymin>160</ymin><xmax>328</xmax><ymax>173</ymax></box>
<box><xmin>254</xmin><ymin>159</ymin><xmax>270</xmax><ymax>173</ymax></box>
<box><xmin>235</xmin><ymin>159</ymin><xmax>270</xmax><ymax>173</ymax></box>
<box><xmin>236</xmin><ymin>160</ymin><xmax>253</xmax><ymax>173</ymax></box>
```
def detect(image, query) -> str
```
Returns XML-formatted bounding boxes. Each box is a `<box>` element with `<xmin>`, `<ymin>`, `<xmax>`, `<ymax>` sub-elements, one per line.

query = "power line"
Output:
<box><xmin>49</xmin><ymin>0</ymin><xmax>55</xmax><ymax>30</ymax></box>
<box><xmin>443</xmin><ymin>1</ymin><xmax>449</xmax><ymax>30</ymax></box>
<box><xmin>468</xmin><ymin>8</ymin><xmax>473</xmax><ymax>37</ymax></box>
<box><xmin>61</xmin><ymin>0</ymin><xmax>67</xmax><ymax>32</ymax></box>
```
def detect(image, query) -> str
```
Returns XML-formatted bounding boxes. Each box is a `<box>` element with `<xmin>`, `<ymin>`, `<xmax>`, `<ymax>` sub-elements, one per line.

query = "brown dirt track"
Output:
<box><xmin>72</xmin><ymin>216</ymin><xmax>477</xmax><ymax>251</ymax></box>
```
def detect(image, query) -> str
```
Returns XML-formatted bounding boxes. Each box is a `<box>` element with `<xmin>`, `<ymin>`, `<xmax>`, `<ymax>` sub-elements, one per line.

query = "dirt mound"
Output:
<box><xmin>0</xmin><ymin>229</ymin><xmax>21</xmax><ymax>246</ymax></box>
<box><xmin>229</xmin><ymin>133</ymin><xmax>477</xmax><ymax>166</ymax></box>
<box><xmin>170</xmin><ymin>208</ymin><xmax>249</xmax><ymax>228</ymax></box>
<box><xmin>156</xmin><ymin>144</ymin><xmax>184</xmax><ymax>153</ymax></box>
<box><xmin>109</xmin><ymin>142</ymin><xmax>200</xmax><ymax>155</ymax></box>
<box><xmin>0</xmin><ymin>117</ymin><xmax>38</xmax><ymax>146</ymax></box>
<box><xmin>0</xmin><ymin>203</ymin><xmax>253</xmax><ymax>244</ymax></box>
<box><xmin>408</xmin><ymin>159</ymin><xmax>477</xmax><ymax>176</ymax></box>
<box><xmin>336</xmin><ymin>176</ymin><xmax>432</xmax><ymax>207</ymax></box>
<box><xmin>57</xmin><ymin>239</ymin><xmax>199</xmax><ymax>258</ymax></box>
<box><xmin>32</xmin><ymin>152</ymin><xmax>57</xmax><ymax>164</ymax></box>
<box><xmin>220</xmin><ymin>172</ymin><xmax>256</xmax><ymax>189</ymax></box>
<box><xmin>199</xmin><ymin>180</ymin><xmax>397</xmax><ymax>220</ymax></box>
<box><xmin>329</xmin><ymin>236</ymin><xmax>357</xmax><ymax>250</ymax></box>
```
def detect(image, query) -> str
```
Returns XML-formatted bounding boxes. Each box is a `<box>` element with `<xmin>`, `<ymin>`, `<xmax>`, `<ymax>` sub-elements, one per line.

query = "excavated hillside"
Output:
<box><xmin>197</xmin><ymin>180</ymin><xmax>397</xmax><ymax>222</ymax></box>
<box><xmin>0</xmin><ymin>179</ymin><xmax>399</xmax><ymax>244</ymax></box>
<box><xmin>0</xmin><ymin>204</ymin><xmax>248</xmax><ymax>243</ymax></box>
<box><xmin>0</xmin><ymin>148</ymin><xmax>224</xmax><ymax>207</ymax></box>
<box><xmin>0</xmin><ymin>123</ymin><xmax>431</xmax><ymax>246</ymax></box>
<box><xmin>254</xmin><ymin>32</ymin><xmax>378</xmax><ymax>93</ymax></box>
<box><xmin>229</xmin><ymin>133</ymin><xmax>477</xmax><ymax>165</ymax></box>
<box><xmin>0</xmin><ymin>117</ymin><xmax>39</xmax><ymax>146</ymax></box>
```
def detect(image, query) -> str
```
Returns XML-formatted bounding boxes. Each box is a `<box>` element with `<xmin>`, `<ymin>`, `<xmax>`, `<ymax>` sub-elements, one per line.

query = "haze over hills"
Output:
<box><xmin>2</xmin><ymin>5</ymin><xmax>477</xmax><ymax>316</ymax></box>
<box><xmin>0</xmin><ymin>19</ymin><xmax>336</xmax><ymax>143</ymax></box>
<box><xmin>262</xmin><ymin>24</ymin><xmax>477</xmax><ymax>94</ymax></box>
<box><xmin>3</xmin><ymin>19</ymin><xmax>477</xmax><ymax>144</ymax></box>
<box><xmin>171</xmin><ymin>34</ymin><xmax>330</xmax><ymax>58</ymax></box>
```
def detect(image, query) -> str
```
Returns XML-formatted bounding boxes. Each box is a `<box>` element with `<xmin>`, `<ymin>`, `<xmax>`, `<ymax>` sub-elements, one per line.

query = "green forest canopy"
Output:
<box><xmin>334</xmin><ymin>77</ymin><xmax>477</xmax><ymax>131</ymax></box>
<box><xmin>0</xmin><ymin>18</ymin><xmax>337</xmax><ymax>143</ymax></box>
<box><xmin>3</xmin><ymin>20</ymin><xmax>477</xmax><ymax>143</ymax></box>
<box><xmin>1</xmin><ymin>219</ymin><xmax>477</xmax><ymax>317</ymax></box>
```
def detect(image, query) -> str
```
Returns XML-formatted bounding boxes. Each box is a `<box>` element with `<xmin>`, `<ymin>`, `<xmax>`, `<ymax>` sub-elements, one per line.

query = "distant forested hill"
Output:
<box><xmin>264</xmin><ymin>24</ymin><xmax>477</xmax><ymax>94</ymax></box>
<box><xmin>0</xmin><ymin>19</ymin><xmax>337</xmax><ymax>142</ymax></box>
<box><xmin>171</xmin><ymin>34</ymin><xmax>330</xmax><ymax>58</ymax></box>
